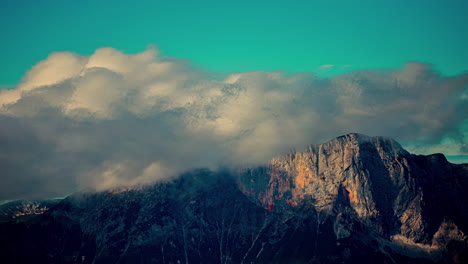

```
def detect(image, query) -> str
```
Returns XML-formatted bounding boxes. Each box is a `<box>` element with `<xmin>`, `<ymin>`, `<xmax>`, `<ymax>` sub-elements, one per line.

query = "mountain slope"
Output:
<box><xmin>1</xmin><ymin>133</ymin><xmax>467</xmax><ymax>263</ymax></box>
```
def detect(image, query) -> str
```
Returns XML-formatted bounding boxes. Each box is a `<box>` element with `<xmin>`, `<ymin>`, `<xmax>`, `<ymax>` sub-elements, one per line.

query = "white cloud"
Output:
<box><xmin>0</xmin><ymin>46</ymin><xmax>467</xmax><ymax>199</ymax></box>
<box><xmin>319</xmin><ymin>64</ymin><xmax>334</xmax><ymax>69</ymax></box>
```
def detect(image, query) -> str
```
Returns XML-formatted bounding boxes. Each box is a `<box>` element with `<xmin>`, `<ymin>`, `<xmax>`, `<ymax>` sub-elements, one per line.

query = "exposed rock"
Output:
<box><xmin>0</xmin><ymin>199</ymin><xmax>60</xmax><ymax>223</ymax></box>
<box><xmin>238</xmin><ymin>133</ymin><xmax>468</xmax><ymax>254</ymax></box>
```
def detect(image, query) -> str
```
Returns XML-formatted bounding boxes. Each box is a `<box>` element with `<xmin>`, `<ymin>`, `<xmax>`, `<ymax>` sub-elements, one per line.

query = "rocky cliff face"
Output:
<box><xmin>238</xmin><ymin>133</ymin><xmax>468</xmax><ymax>260</ymax></box>
<box><xmin>1</xmin><ymin>133</ymin><xmax>467</xmax><ymax>264</ymax></box>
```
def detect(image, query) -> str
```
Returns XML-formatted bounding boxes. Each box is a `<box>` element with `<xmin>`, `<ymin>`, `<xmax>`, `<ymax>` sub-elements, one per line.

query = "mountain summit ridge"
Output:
<box><xmin>309</xmin><ymin>133</ymin><xmax>408</xmax><ymax>154</ymax></box>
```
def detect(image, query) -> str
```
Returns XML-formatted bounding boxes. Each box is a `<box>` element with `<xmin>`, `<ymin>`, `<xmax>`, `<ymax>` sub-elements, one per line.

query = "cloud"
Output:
<box><xmin>318</xmin><ymin>64</ymin><xmax>334</xmax><ymax>69</ymax></box>
<box><xmin>446</xmin><ymin>155</ymin><xmax>468</xmax><ymax>164</ymax></box>
<box><xmin>0</xmin><ymin>47</ymin><xmax>467</xmax><ymax>199</ymax></box>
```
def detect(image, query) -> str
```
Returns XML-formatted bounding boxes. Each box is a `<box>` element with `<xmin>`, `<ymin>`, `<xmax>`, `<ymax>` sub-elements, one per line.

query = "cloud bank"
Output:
<box><xmin>0</xmin><ymin>47</ymin><xmax>467</xmax><ymax>200</ymax></box>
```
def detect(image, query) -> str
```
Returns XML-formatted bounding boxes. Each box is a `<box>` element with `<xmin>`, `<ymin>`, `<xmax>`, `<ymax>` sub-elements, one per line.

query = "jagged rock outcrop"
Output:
<box><xmin>239</xmin><ymin>133</ymin><xmax>468</xmax><ymax>258</ymax></box>
<box><xmin>1</xmin><ymin>133</ymin><xmax>467</xmax><ymax>264</ymax></box>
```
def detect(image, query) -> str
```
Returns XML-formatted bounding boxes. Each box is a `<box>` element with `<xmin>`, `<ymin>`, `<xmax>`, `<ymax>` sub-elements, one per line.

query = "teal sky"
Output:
<box><xmin>1</xmin><ymin>0</ymin><xmax>467</xmax><ymax>85</ymax></box>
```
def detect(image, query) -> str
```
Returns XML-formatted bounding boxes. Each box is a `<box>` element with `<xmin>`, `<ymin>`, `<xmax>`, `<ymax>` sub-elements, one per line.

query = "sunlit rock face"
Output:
<box><xmin>1</xmin><ymin>133</ymin><xmax>467</xmax><ymax>264</ymax></box>
<box><xmin>239</xmin><ymin>133</ymin><xmax>468</xmax><ymax>246</ymax></box>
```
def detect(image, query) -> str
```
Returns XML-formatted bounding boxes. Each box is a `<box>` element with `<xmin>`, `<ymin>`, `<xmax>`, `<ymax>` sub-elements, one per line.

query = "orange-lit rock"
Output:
<box><xmin>238</xmin><ymin>133</ymin><xmax>468</xmax><ymax>247</ymax></box>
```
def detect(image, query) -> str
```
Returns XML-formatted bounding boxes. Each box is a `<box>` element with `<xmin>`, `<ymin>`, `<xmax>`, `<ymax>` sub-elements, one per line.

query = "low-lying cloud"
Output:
<box><xmin>0</xmin><ymin>47</ymin><xmax>467</xmax><ymax>200</ymax></box>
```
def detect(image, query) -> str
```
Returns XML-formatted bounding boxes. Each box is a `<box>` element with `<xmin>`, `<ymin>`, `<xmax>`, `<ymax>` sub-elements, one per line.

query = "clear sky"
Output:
<box><xmin>1</xmin><ymin>0</ymin><xmax>467</xmax><ymax>85</ymax></box>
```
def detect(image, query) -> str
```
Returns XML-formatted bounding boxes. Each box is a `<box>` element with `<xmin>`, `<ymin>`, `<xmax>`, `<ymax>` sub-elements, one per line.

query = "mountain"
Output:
<box><xmin>1</xmin><ymin>133</ymin><xmax>467</xmax><ymax>264</ymax></box>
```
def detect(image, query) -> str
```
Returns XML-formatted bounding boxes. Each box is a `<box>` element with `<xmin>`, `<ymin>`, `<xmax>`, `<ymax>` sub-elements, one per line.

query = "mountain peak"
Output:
<box><xmin>239</xmin><ymin>134</ymin><xmax>467</xmax><ymax>250</ymax></box>
<box><xmin>242</xmin><ymin>134</ymin><xmax>412</xmax><ymax>215</ymax></box>
<box><xmin>312</xmin><ymin>133</ymin><xmax>409</xmax><ymax>157</ymax></box>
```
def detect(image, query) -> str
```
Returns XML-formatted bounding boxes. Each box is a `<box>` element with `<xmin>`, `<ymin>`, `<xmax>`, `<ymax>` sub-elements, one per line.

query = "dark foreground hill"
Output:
<box><xmin>1</xmin><ymin>133</ymin><xmax>467</xmax><ymax>264</ymax></box>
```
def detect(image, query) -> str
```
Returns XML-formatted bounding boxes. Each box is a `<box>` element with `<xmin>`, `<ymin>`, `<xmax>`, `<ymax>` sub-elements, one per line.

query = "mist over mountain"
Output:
<box><xmin>0</xmin><ymin>47</ymin><xmax>467</xmax><ymax>200</ymax></box>
<box><xmin>1</xmin><ymin>134</ymin><xmax>467</xmax><ymax>264</ymax></box>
